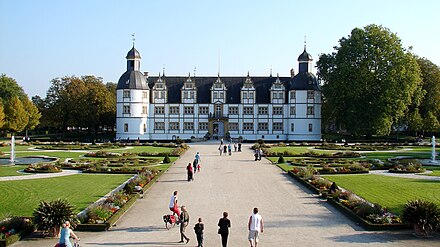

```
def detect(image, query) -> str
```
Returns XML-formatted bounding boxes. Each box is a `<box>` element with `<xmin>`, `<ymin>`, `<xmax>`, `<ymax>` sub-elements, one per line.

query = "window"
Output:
<box><xmin>214</xmin><ymin>83</ymin><xmax>222</xmax><ymax>89</ymax></box>
<box><xmin>243</xmin><ymin>122</ymin><xmax>254</xmax><ymax>130</ymax></box>
<box><xmin>199</xmin><ymin>106</ymin><xmax>209</xmax><ymax>115</ymax></box>
<box><xmin>142</xmin><ymin>106</ymin><xmax>148</xmax><ymax>115</ymax></box>
<box><xmin>249</xmin><ymin>92</ymin><xmax>254</xmax><ymax>99</ymax></box>
<box><xmin>273</xmin><ymin>107</ymin><xmax>283</xmax><ymax>115</ymax></box>
<box><xmin>154</xmin><ymin>92</ymin><xmax>159</xmax><ymax>99</ymax></box>
<box><xmin>142</xmin><ymin>91</ymin><xmax>148</xmax><ymax>98</ymax></box>
<box><xmin>243</xmin><ymin>92</ymin><xmax>248</xmax><ymax>98</ymax></box>
<box><xmin>307</xmin><ymin>106</ymin><xmax>314</xmax><ymax>115</ymax></box>
<box><xmin>258</xmin><ymin>107</ymin><xmax>268</xmax><ymax>115</ymax></box>
<box><xmin>258</xmin><ymin>122</ymin><xmax>268</xmax><ymax>130</ymax></box>
<box><xmin>156</xmin><ymin>84</ymin><xmax>163</xmax><ymax>89</ymax></box>
<box><xmin>228</xmin><ymin>106</ymin><xmax>238</xmax><ymax>115</ymax></box>
<box><xmin>307</xmin><ymin>91</ymin><xmax>315</xmax><ymax>99</ymax></box>
<box><xmin>170</xmin><ymin>106</ymin><xmax>179</xmax><ymax>114</ymax></box>
<box><xmin>290</xmin><ymin>106</ymin><xmax>296</xmax><ymax>115</ymax></box>
<box><xmin>170</xmin><ymin>122</ymin><xmax>179</xmax><ymax>130</ymax></box>
<box><xmin>272</xmin><ymin>91</ymin><xmax>284</xmax><ymax>99</ymax></box>
<box><xmin>308</xmin><ymin>123</ymin><xmax>313</xmax><ymax>132</ymax></box>
<box><xmin>123</xmin><ymin>105</ymin><xmax>130</xmax><ymax>114</ymax></box>
<box><xmin>290</xmin><ymin>90</ymin><xmax>296</xmax><ymax>99</ymax></box>
<box><xmin>219</xmin><ymin>92</ymin><xmax>224</xmax><ymax>99</ymax></box>
<box><xmin>123</xmin><ymin>90</ymin><xmax>130</xmax><ymax>98</ymax></box>
<box><xmin>190</xmin><ymin>92</ymin><xmax>195</xmax><ymax>99</ymax></box>
<box><xmin>184</xmin><ymin>122</ymin><xmax>194</xmax><ymax>130</ymax></box>
<box><xmin>154</xmin><ymin>122</ymin><xmax>165</xmax><ymax>130</ymax></box>
<box><xmin>199</xmin><ymin>122</ymin><xmax>208</xmax><ymax>130</ymax></box>
<box><xmin>228</xmin><ymin>122</ymin><xmax>238</xmax><ymax>131</ymax></box>
<box><xmin>124</xmin><ymin>123</ymin><xmax>128</xmax><ymax>132</ymax></box>
<box><xmin>184</xmin><ymin>106</ymin><xmax>194</xmax><ymax>114</ymax></box>
<box><xmin>143</xmin><ymin>124</ymin><xmax>146</xmax><ymax>132</ymax></box>
<box><xmin>155</xmin><ymin>106</ymin><xmax>165</xmax><ymax>114</ymax></box>
<box><xmin>273</xmin><ymin>122</ymin><xmax>283</xmax><ymax>131</ymax></box>
<box><xmin>214</xmin><ymin>92</ymin><xmax>218</xmax><ymax>98</ymax></box>
<box><xmin>278</xmin><ymin>92</ymin><xmax>284</xmax><ymax>99</ymax></box>
<box><xmin>183</xmin><ymin>92</ymin><xmax>188</xmax><ymax>99</ymax></box>
<box><xmin>160</xmin><ymin>91</ymin><xmax>165</xmax><ymax>99</ymax></box>
<box><xmin>244</xmin><ymin>107</ymin><xmax>253</xmax><ymax>115</ymax></box>
<box><xmin>291</xmin><ymin>123</ymin><xmax>295</xmax><ymax>132</ymax></box>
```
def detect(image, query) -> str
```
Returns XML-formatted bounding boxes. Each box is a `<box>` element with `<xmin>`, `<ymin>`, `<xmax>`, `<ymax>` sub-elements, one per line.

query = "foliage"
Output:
<box><xmin>416</xmin><ymin>57</ymin><xmax>440</xmax><ymax>123</ymax></box>
<box><xmin>402</xmin><ymin>199</ymin><xmax>440</xmax><ymax>234</ymax></box>
<box><xmin>163</xmin><ymin>155</ymin><xmax>171</xmax><ymax>163</ymax></box>
<box><xmin>423</xmin><ymin>111</ymin><xmax>440</xmax><ymax>133</ymax></box>
<box><xmin>0</xmin><ymin>216</ymin><xmax>31</xmax><ymax>240</ymax></box>
<box><xmin>277</xmin><ymin>156</ymin><xmax>285</xmax><ymax>163</ymax></box>
<box><xmin>36</xmin><ymin>76</ymin><xmax>116</xmax><ymax>133</ymax></box>
<box><xmin>22</xmin><ymin>98</ymin><xmax>41</xmax><ymax>130</ymax></box>
<box><xmin>32</xmin><ymin>199</ymin><xmax>76</xmax><ymax>230</ymax></box>
<box><xmin>24</xmin><ymin>163</ymin><xmax>61</xmax><ymax>173</ymax></box>
<box><xmin>85</xmin><ymin>151</ymin><xmax>121</xmax><ymax>158</ymax></box>
<box><xmin>0</xmin><ymin>75</ymin><xmax>27</xmax><ymax>103</ymax></box>
<box><xmin>4</xmin><ymin>96</ymin><xmax>28</xmax><ymax>133</ymax></box>
<box><xmin>0</xmin><ymin>100</ymin><xmax>4</xmax><ymax>129</ymax></box>
<box><xmin>317</xmin><ymin>24</ymin><xmax>422</xmax><ymax>136</ymax></box>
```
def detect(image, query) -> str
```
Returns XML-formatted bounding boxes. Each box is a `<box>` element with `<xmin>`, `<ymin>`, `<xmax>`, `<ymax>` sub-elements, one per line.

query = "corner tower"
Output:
<box><xmin>116</xmin><ymin>45</ymin><xmax>150</xmax><ymax>141</ymax></box>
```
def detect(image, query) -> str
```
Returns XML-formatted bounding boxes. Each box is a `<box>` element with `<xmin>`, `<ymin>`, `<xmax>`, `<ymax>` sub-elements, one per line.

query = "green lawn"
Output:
<box><xmin>321</xmin><ymin>174</ymin><xmax>440</xmax><ymax>215</ymax></box>
<box><xmin>0</xmin><ymin>174</ymin><xmax>132</xmax><ymax>219</ymax></box>
<box><xmin>0</xmin><ymin>165</ymin><xmax>29</xmax><ymax>177</ymax></box>
<box><xmin>423</xmin><ymin>166</ymin><xmax>440</xmax><ymax>177</ymax></box>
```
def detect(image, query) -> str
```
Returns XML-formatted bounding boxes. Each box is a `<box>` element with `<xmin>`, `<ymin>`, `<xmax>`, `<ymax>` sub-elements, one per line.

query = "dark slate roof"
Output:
<box><xmin>126</xmin><ymin>47</ymin><xmax>141</xmax><ymax>59</ymax></box>
<box><xmin>298</xmin><ymin>48</ymin><xmax>312</xmax><ymax>61</ymax></box>
<box><xmin>289</xmin><ymin>73</ymin><xmax>320</xmax><ymax>91</ymax></box>
<box><xmin>146</xmin><ymin>75</ymin><xmax>319</xmax><ymax>104</ymax></box>
<box><xmin>117</xmin><ymin>71</ymin><xmax>149</xmax><ymax>90</ymax></box>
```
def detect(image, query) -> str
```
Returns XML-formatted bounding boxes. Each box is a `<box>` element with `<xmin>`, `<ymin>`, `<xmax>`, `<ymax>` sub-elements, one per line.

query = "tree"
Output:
<box><xmin>417</xmin><ymin>57</ymin><xmax>440</xmax><ymax>121</ymax></box>
<box><xmin>0</xmin><ymin>74</ymin><xmax>27</xmax><ymax>103</ymax></box>
<box><xmin>423</xmin><ymin>111</ymin><xmax>440</xmax><ymax>134</ymax></box>
<box><xmin>0</xmin><ymin>99</ymin><xmax>5</xmax><ymax>129</ymax></box>
<box><xmin>4</xmin><ymin>96</ymin><xmax>28</xmax><ymax>133</ymax></box>
<box><xmin>407</xmin><ymin>108</ymin><xmax>424</xmax><ymax>136</ymax></box>
<box><xmin>22</xmin><ymin>98</ymin><xmax>41</xmax><ymax>130</ymax></box>
<box><xmin>317</xmin><ymin>24</ymin><xmax>422</xmax><ymax>136</ymax></box>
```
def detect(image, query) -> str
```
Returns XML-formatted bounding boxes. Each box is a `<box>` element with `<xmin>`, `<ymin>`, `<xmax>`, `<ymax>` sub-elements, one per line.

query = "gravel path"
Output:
<box><xmin>11</xmin><ymin>142</ymin><xmax>439</xmax><ymax>246</ymax></box>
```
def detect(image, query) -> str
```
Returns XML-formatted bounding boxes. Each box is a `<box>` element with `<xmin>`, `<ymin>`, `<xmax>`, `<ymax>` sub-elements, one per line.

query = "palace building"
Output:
<box><xmin>116</xmin><ymin>45</ymin><xmax>321</xmax><ymax>141</ymax></box>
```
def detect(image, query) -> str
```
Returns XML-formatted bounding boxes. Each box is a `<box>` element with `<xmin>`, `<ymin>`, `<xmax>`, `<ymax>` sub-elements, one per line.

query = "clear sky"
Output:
<box><xmin>1</xmin><ymin>0</ymin><xmax>439</xmax><ymax>98</ymax></box>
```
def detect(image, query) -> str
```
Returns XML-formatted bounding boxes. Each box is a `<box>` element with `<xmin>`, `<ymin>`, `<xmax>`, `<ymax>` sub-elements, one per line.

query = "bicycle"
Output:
<box><xmin>163</xmin><ymin>214</ymin><xmax>177</xmax><ymax>230</ymax></box>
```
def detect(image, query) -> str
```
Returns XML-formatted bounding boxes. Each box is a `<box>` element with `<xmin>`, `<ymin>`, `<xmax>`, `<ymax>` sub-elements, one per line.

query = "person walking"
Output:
<box><xmin>218</xmin><ymin>211</ymin><xmax>231</xmax><ymax>247</ymax></box>
<box><xmin>228</xmin><ymin>143</ymin><xmax>232</xmax><ymax>156</ymax></box>
<box><xmin>220</xmin><ymin>138</ymin><xmax>224</xmax><ymax>145</ymax></box>
<box><xmin>223</xmin><ymin>145</ymin><xmax>227</xmax><ymax>156</ymax></box>
<box><xmin>238</xmin><ymin>142</ymin><xmax>242</xmax><ymax>152</ymax></box>
<box><xmin>179</xmin><ymin>206</ymin><xmax>190</xmax><ymax>244</ymax></box>
<box><xmin>169</xmin><ymin>191</ymin><xmax>180</xmax><ymax>217</ymax></box>
<box><xmin>248</xmin><ymin>208</ymin><xmax>264</xmax><ymax>247</ymax></box>
<box><xmin>58</xmin><ymin>221</ymin><xmax>79</xmax><ymax>247</ymax></box>
<box><xmin>193</xmin><ymin>217</ymin><xmax>204</xmax><ymax>247</ymax></box>
<box><xmin>193</xmin><ymin>159</ymin><xmax>198</xmax><ymax>174</ymax></box>
<box><xmin>218</xmin><ymin>145</ymin><xmax>223</xmax><ymax>156</ymax></box>
<box><xmin>187</xmin><ymin>163</ymin><xmax>194</xmax><ymax>182</ymax></box>
<box><xmin>234</xmin><ymin>143</ymin><xmax>237</xmax><ymax>152</ymax></box>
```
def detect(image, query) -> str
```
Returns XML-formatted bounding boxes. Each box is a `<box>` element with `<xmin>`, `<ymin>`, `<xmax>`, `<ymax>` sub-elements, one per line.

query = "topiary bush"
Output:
<box><xmin>32</xmin><ymin>199</ymin><xmax>76</xmax><ymax>237</ymax></box>
<box><xmin>163</xmin><ymin>155</ymin><xmax>171</xmax><ymax>163</ymax></box>
<box><xmin>277</xmin><ymin>156</ymin><xmax>285</xmax><ymax>164</ymax></box>
<box><xmin>402</xmin><ymin>199</ymin><xmax>440</xmax><ymax>236</ymax></box>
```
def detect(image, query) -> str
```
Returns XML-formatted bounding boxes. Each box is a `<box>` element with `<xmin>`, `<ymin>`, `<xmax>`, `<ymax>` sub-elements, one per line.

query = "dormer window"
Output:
<box><xmin>241</xmin><ymin>72</ymin><xmax>256</xmax><ymax>104</ymax></box>
<box><xmin>210</xmin><ymin>76</ymin><xmax>227</xmax><ymax>103</ymax></box>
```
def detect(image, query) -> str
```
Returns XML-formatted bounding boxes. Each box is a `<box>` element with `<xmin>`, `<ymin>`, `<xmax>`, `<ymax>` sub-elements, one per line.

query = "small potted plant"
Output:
<box><xmin>402</xmin><ymin>199</ymin><xmax>440</xmax><ymax>236</ymax></box>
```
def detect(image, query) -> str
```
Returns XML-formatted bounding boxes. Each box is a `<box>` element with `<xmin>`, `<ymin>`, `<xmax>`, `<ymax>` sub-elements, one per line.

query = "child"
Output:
<box><xmin>197</xmin><ymin>163</ymin><xmax>201</xmax><ymax>172</ymax></box>
<box><xmin>194</xmin><ymin>217</ymin><xmax>204</xmax><ymax>247</ymax></box>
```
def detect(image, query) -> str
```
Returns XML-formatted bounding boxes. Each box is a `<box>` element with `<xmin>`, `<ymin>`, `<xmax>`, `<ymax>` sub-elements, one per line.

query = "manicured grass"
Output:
<box><xmin>0</xmin><ymin>174</ymin><xmax>132</xmax><ymax>219</ymax></box>
<box><xmin>104</xmin><ymin>146</ymin><xmax>174</xmax><ymax>154</ymax></box>
<box><xmin>269</xmin><ymin>146</ymin><xmax>334</xmax><ymax>155</ymax></box>
<box><xmin>0</xmin><ymin>165</ymin><xmax>29</xmax><ymax>177</ymax></box>
<box><xmin>321</xmin><ymin>174</ymin><xmax>440</xmax><ymax>215</ymax></box>
<box><xmin>0</xmin><ymin>145</ymin><xmax>33</xmax><ymax>152</ymax></box>
<box><xmin>423</xmin><ymin>166</ymin><xmax>440</xmax><ymax>177</ymax></box>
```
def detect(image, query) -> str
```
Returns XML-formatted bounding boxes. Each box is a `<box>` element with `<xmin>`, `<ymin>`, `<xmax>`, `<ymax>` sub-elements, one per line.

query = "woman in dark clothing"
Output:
<box><xmin>186</xmin><ymin>163</ymin><xmax>193</xmax><ymax>182</ymax></box>
<box><xmin>218</xmin><ymin>212</ymin><xmax>231</xmax><ymax>247</ymax></box>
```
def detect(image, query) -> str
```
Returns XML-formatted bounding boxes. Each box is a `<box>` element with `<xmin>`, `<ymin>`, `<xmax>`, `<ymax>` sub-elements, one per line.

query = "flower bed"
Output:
<box><xmin>84</xmin><ymin>151</ymin><xmax>122</xmax><ymax>158</ymax></box>
<box><xmin>286</xmin><ymin>169</ymin><xmax>407</xmax><ymax>230</ymax></box>
<box><xmin>76</xmin><ymin>169</ymin><xmax>163</xmax><ymax>231</ymax></box>
<box><xmin>24</xmin><ymin>163</ymin><xmax>62</xmax><ymax>173</ymax></box>
<box><xmin>0</xmin><ymin>217</ymin><xmax>33</xmax><ymax>247</ymax></box>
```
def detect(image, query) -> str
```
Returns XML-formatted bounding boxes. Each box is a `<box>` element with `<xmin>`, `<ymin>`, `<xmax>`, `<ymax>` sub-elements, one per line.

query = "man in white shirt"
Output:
<box><xmin>248</xmin><ymin>207</ymin><xmax>264</xmax><ymax>247</ymax></box>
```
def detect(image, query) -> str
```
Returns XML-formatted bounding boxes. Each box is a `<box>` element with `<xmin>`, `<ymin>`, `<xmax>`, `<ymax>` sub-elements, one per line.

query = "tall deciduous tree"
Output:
<box><xmin>0</xmin><ymin>99</ymin><xmax>5</xmax><ymax>129</ymax></box>
<box><xmin>417</xmin><ymin>57</ymin><xmax>440</xmax><ymax>120</ymax></box>
<box><xmin>317</xmin><ymin>24</ymin><xmax>422</xmax><ymax>136</ymax></box>
<box><xmin>4</xmin><ymin>96</ymin><xmax>28</xmax><ymax>133</ymax></box>
<box><xmin>424</xmin><ymin>111</ymin><xmax>440</xmax><ymax>134</ymax></box>
<box><xmin>0</xmin><ymin>74</ymin><xmax>27</xmax><ymax>102</ymax></box>
<box><xmin>22</xmin><ymin>98</ymin><xmax>41</xmax><ymax>130</ymax></box>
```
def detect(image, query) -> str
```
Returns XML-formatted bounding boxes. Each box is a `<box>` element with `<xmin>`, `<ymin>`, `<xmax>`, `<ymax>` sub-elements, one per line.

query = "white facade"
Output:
<box><xmin>116</xmin><ymin>46</ymin><xmax>322</xmax><ymax>141</ymax></box>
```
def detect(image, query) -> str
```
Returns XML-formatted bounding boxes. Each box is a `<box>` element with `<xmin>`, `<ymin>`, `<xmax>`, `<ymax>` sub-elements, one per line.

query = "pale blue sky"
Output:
<box><xmin>1</xmin><ymin>0</ymin><xmax>439</xmax><ymax>97</ymax></box>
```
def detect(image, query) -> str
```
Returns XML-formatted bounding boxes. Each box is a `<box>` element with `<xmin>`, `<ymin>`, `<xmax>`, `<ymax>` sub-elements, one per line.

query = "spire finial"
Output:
<box><xmin>194</xmin><ymin>66</ymin><xmax>196</xmax><ymax>77</ymax></box>
<box><xmin>131</xmin><ymin>33</ymin><xmax>136</xmax><ymax>47</ymax></box>
<box><xmin>277</xmin><ymin>72</ymin><xmax>279</xmax><ymax>78</ymax></box>
<box><xmin>162</xmin><ymin>64</ymin><xmax>165</xmax><ymax>77</ymax></box>
<box><xmin>247</xmin><ymin>71</ymin><xmax>250</xmax><ymax>77</ymax></box>
<box><xmin>270</xmin><ymin>65</ymin><xmax>273</xmax><ymax>77</ymax></box>
<box><xmin>304</xmin><ymin>35</ymin><xmax>307</xmax><ymax>50</ymax></box>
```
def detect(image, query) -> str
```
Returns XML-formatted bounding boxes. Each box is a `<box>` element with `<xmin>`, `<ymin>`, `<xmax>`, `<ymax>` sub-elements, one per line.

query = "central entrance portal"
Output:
<box><xmin>213</xmin><ymin>121</ymin><xmax>224</xmax><ymax>139</ymax></box>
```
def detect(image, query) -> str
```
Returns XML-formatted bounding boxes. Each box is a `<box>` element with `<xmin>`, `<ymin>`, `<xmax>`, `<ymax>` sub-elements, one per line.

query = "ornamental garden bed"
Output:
<box><xmin>0</xmin><ymin>217</ymin><xmax>33</xmax><ymax>247</ymax></box>
<box><xmin>76</xmin><ymin>169</ymin><xmax>164</xmax><ymax>231</ymax></box>
<box><xmin>23</xmin><ymin>163</ymin><xmax>62</xmax><ymax>173</ymax></box>
<box><xmin>286</xmin><ymin>169</ymin><xmax>406</xmax><ymax>231</ymax></box>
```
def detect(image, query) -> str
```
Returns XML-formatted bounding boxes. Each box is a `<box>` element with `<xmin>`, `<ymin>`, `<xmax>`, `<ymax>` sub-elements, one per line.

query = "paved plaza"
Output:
<box><xmin>13</xmin><ymin>142</ymin><xmax>439</xmax><ymax>246</ymax></box>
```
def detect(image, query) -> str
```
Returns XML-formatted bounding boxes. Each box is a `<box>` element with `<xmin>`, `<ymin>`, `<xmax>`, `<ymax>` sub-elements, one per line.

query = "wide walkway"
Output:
<box><xmin>13</xmin><ymin>142</ymin><xmax>439</xmax><ymax>246</ymax></box>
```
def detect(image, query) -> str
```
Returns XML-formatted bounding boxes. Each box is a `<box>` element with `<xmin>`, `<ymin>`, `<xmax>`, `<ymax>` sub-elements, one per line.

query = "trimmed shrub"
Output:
<box><xmin>402</xmin><ymin>199</ymin><xmax>440</xmax><ymax>235</ymax></box>
<box><xmin>277</xmin><ymin>156</ymin><xmax>285</xmax><ymax>164</ymax></box>
<box><xmin>32</xmin><ymin>199</ymin><xmax>76</xmax><ymax>237</ymax></box>
<box><xmin>163</xmin><ymin>155</ymin><xmax>171</xmax><ymax>163</ymax></box>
